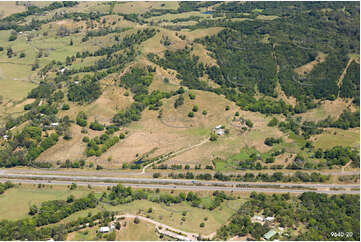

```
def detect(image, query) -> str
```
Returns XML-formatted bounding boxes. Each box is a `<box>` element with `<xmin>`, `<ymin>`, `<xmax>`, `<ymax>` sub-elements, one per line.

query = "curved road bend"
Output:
<box><xmin>0</xmin><ymin>178</ymin><xmax>359</xmax><ymax>194</ymax></box>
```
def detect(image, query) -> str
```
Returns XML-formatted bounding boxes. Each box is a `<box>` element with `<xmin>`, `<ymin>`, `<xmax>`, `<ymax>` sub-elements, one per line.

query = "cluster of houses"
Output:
<box><xmin>98</xmin><ymin>224</ymin><xmax>115</xmax><ymax>233</ymax></box>
<box><xmin>97</xmin><ymin>223</ymin><xmax>194</xmax><ymax>241</ymax></box>
<box><xmin>156</xmin><ymin>226</ymin><xmax>194</xmax><ymax>241</ymax></box>
<box><xmin>252</xmin><ymin>215</ymin><xmax>286</xmax><ymax>241</ymax></box>
<box><xmin>215</xmin><ymin>124</ymin><xmax>224</xmax><ymax>135</ymax></box>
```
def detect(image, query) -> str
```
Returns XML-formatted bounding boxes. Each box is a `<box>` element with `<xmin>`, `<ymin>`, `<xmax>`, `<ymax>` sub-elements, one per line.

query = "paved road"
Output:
<box><xmin>1</xmin><ymin>168</ymin><xmax>358</xmax><ymax>177</ymax></box>
<box><xmin>0</xmin><ymin>178</ymin><xmax>359</xmax><ymax>194</ymax></box>
<box><xmin>0</xmin><ymin>171</ymin><xmax>359</xmax><ymax>190</ymax></box>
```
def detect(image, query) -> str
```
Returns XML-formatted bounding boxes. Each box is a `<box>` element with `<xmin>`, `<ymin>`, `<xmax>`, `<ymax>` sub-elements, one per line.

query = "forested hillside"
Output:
<box><xmin>0</xmin><ymin>1</ymin><xmax>359</xmax><ymax>172</ymax></box>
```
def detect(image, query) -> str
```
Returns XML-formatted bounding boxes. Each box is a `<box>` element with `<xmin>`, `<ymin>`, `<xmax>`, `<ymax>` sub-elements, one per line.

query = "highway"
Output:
<box><xmin>0</xmin><ymin>177</ymin><xmax>359</xmax><ymax>195</ymax></box>
<box><xmin>1</xmin><ymin>168</ymin><xmax>358</xmax><ymax>177</ymax></box>
<box><xmin>0</xmin><ymin>171</ymin><xmax>360</xmax><ymax>189</ymax></box>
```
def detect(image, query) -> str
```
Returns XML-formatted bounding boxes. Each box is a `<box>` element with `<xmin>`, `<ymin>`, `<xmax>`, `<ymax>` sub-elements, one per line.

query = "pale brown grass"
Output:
<box><xmin>294</xmin><ymin>52</ymin><xmax>327</xmax><ymax>76</ymax></box>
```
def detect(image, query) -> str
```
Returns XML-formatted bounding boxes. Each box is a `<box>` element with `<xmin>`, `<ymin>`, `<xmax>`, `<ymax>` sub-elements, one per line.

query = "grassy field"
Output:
<box><xmin>312</xmin><ymin>127</ymin><xmax>360</xmax><ymax>149</ymax></box>
<box><xmin>0</xmin><ymin>184</ymin><xmax>248</xmax><ymax>238</ymax></box>
<box><xmin>296</xmin><ymin>99</ymin><xmax>352</xmax><ymax>122</ymax></box>
<box><xmin>47</xmin><ymin>196</ymin><xmax>245</xmax><ymax>235</ymax></box>
<box><xmin>115</xmin><ymin>219</ymin><xmax>159</xmax><ymax>241</ymax></box>
<box><xmin>67</xmin><ymin>218</ymin><xmax>160</xmax><ymax>241</ymax></box>
<box><xmin>97</xmin><ymin>199</ymin><xmax>244</xmax><ymax>235</ymax></box>
<box><xmin>0</xmin><ymin>2</ymin><xmax>27</xmax><ymax>19</ymax></box>
<box><xmin>0</xmin><ymin>184</ymin><xmax>100</xmax><ymax>220</ymax></box>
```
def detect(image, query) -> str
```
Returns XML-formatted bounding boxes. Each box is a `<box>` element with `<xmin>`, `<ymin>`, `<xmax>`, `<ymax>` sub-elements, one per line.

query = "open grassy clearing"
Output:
<box><xmin>113</xmin><ymin>1</ymin><xmax>179</xmax><ymax>15</ymax></box>
<box><xmin>0</xmin><ymin>64</ymin><xmax>35</xmax><ymax>101</ymax></box>
<box><xmin>67</xmin><ymin>226</ymin><xmax>100</xmax><ymax>241</ymax></box>
<box><xmin>312</xmin><ymin>127</ymin><xmax>360</xmax><ymax>149</ymax></box>
<box><xmin>114</xmin><ymin>219</ymin><xmax>159</xmax><ymax>241</ymax></box>
<box><xmin>67</xmin><ymin>218</ymin><xmax>160</xmax><ymax>241</ymax></box>
<box><xmin>180</xmin><ymin>27</ymin><xmax>224</xmax><ymax>42</ymax></box>
<box><xmin>63</xmin><ymin>198</ymin><xmax>245</xmax><ymax>235</ymax></box>
<box><xmin>294</xmin><ymin>52</ymin><xmax>327</xmax><ymax>76</ymax></box>
<box><xmin>0</xmin><ymin>184</ymin><xmax>99</xmax><ymax>221</ymax></box>
<box><xmin>37</xmin><ymin>85</ymin><xmax>133</xmax><ymax>163</ymax></box>
<box><xmin>255</xmin><ymin>15</ymin><xmax>279</xmax><ymax>21</ymax></box>
<box><xmin>141</xmin><ymin>28</ymin><xmax>187</xmax><ymax>56</ymax></box>
<box><xmin>148</xmin><ymin>11</ymin><xmax>210</xmax><ymax>22</ymax></box>
<box><xmin>0</xmin><ymin>2</ymin><xmax>27</xmax><ymax>19</ymax></box>
<box><xmin>191</xmin><ymin>43</ymin><xmax>218</xmax><ymax>67</ymax></box>
<box><xmin>162</xmin><ymin>90</ymin><xmax>289</xmax><ymax>165</ymax></box>
<box><xmin>296</xmin><ymin>98</ymin><xmax>354</xmax><ymax>122</ymax></box>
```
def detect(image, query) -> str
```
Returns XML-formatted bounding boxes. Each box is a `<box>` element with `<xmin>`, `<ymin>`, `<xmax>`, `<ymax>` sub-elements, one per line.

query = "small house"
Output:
<box><xmin>3</xmin><ymin>135</ymin><xmax>8</xmax><ymax>140</ymax></box>
<box><xmin>215</xmin><ymin>125</ymin><xmax>222</xmax><ymax>130</ymax></box>
<box><xmin>51</xmin><ymin>122</ymin><xmax>59</xmax><ymax>127</ymax></box>
<box><xmin>60</xmin><ymin>68</ymin><xmax>67</xmax><ymax>73</ymax></box>
<box><xmin>266</xmin><ymin>216</ymin><xmax>275</xmax><ymax>222</ymax></box>
<box><xmin>264</xmin><ymin>229</ymin><xmax>277</xmax><ymax>240</ymax></box>
<box><xmin>99</xmin><ymin>226</ymin><xmax>110</xmax><ymax>233</ymax></box>
<box><xmin>216</xmin><ymin>130</ymin><xmax>224</xmax><ymax>135</ymax></box>
<box><xmin>253</xmin><ymin>215</ymin><xmax>264</xmax><ymax>222</ymax></box>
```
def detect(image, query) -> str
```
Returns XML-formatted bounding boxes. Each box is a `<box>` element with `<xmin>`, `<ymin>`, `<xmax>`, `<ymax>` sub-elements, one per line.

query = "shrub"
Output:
<box><xmin>210</xmin><ymin>133</ymin><xmax>218</xmax><ymax>141</ymax></box>
<box><xmin>245</xmin><ymin>119</ymin><xmax>253</xmax><ymax>128</ymax></box>
<box><xmin>189</xmin><ymin>92</ymin><xmax>196</xmax><ymax>99</ymax></box>
<box><xmin>62</xmin><ymin>104</ymin><xmax>70</xmax><ymax>110</ymax></box>
<box><xmin>153</xmin><ymin>173</ymin><xmax>161</xmax><ymax>178</ymax></box>
<box><xmin>90</xmin><ymin>121</ymin><xmax>104</xmax><ymax>131</ymax></box>
<box><xmin>76</xmin><ymin>111</ymin><xmax>88</xmax><ymax>127</ymax></box>
<box><xmin>268</xmin><ymin>117</ymin><xmax>278</xmax><ymax>127</ymax></box>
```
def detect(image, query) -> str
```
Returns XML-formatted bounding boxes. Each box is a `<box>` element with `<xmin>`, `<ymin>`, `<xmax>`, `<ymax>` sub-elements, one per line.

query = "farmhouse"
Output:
<box><xmin>99</xmin><ymin>226</ymin><xmax>110</xmax><ymax>233</ymax></box>
<box><xmin>252</xmin><ymin>215</ymin><xmax>264</xmax><ymax>222</ymax></box>
<box><xmin>216</xmin><ymin>129</ymin><xmax>224</xmax><ymax>135</ymax></box>
<box><xmin>266</xmin><ymin>216</ymin><xmax>275</xmax><ymax>222</ymax></box>
<box><xmin>264</xmin><ymin>229</ymin><xmax>277</xmax><ymax>240</ymax></box>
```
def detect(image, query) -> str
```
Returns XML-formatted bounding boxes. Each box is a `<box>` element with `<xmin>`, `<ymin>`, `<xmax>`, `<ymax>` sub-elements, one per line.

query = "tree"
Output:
<box><xmin>69</xmin><ymin>183</ymin><xmax>77</xmax><ymax>190</ymax></box>
<box><xmin>189</xmin><ymin>92</ymin><xmax>196</xmax><ymax>99</ymax></box>
<box><xmin>115</xmin><ymin>222</ymin><xmax>121</xmax><ymax>230</ymax></box>
<box><xmin>268</xmin><ymin>117</ymin><xmax>278</xmax><ymax>127</ymax></box>
<box><xmin>29</xmin><ymin>204</ymin><xmax>38</xmax><ymax>215</ymax></box>
<box><xmin>67</xmin><ymin>195</ymin><xmax>75</xmax><ymax>203</ymax></box>
<box><xmin>62</xmin><ymin>104</ymin><xmax>70</xmax><ymax>110</ymax></box>
<box><xmin>174</xmin><ymin>95</ymin><xmax>184</xmax><ymax>108</ymax></box>
<box><xmin>210</xmin><ymin>133</ymin><xmax>218</xmax><ymax>141</ymax></box>
<box><xmin>134</xmin><ymin>217</ymin><xmax>140</xmax><ymax>224</ymax></box>
<box><xmin>188</xmin><ymin>112</ymin><xmax>194</xmax><ymax>118</ymax></box>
